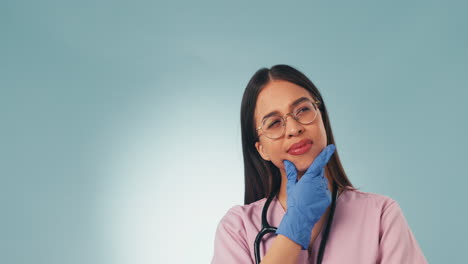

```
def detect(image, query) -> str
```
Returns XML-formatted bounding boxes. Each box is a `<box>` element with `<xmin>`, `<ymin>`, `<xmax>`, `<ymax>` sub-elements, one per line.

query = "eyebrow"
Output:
<box><xmin>261</xmin><ymin>96</ymin><xmax>312</xmax><ymax>122</ymax></box>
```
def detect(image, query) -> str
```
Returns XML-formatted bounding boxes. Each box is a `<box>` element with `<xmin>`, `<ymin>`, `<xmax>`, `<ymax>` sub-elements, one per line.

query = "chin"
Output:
<box><xmin>290</xmin><ymin>155</ymin><xmax>315</xmax><ymax>172</ymax></box>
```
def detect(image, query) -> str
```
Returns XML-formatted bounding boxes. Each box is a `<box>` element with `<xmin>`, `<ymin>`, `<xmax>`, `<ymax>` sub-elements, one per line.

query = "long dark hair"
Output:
<box><xmin>240</xmin><ymin>64</ymin><xmax>358</xmax><ymax>205</ymax></box>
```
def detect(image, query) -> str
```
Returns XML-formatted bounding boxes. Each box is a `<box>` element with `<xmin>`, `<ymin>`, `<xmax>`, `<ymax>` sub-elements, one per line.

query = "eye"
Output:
<box><xmin>267</xmin><ymin>120</ymin><xmax>281</xmax><ymax>129</ymax></box>
<box><xmin>296</xmin><ymin>107</ymin><xmax>311</xmax><ymax>115</ymax></box>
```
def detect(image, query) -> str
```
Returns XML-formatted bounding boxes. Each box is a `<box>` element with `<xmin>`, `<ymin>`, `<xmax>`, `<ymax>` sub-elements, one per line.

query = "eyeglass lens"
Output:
<box><xmin>261</xmin><ymin>101</ymin><xmax>318</xmax><ymax>139</ymax></box>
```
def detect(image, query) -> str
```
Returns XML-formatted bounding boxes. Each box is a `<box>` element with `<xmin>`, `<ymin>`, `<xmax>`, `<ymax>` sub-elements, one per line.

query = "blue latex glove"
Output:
<box><xmin>275</xmin><ymin>144</ymin><xmax>336</xmax><ymax>250</ymax></box>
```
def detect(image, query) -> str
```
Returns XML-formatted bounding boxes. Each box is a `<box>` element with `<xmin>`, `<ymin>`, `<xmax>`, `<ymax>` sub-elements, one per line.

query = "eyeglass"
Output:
<box><xmin>256</xmin><ymin>99</ymin><xmax>321</xmax><ymax>140</ymax></box>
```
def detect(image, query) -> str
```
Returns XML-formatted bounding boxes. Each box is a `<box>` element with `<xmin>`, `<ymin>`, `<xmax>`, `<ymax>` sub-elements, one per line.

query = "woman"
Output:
<box><xmin>211</xmin><ymin>64</ymin><xmax>428</xmax><ymax>264</ymax></box>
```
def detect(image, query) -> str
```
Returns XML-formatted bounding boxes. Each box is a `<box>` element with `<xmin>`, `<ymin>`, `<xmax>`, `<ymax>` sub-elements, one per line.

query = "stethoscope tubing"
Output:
<box><xmin>254</xmin><ymin>186</ymin><xmax>279</xmax><ymax>263</ymax></box>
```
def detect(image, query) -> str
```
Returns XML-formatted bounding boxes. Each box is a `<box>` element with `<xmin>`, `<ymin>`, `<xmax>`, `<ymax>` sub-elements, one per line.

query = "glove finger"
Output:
<box><xmin>283</xmin><ymin>160</ymin><xmax>297</xmax><ymax>194</ymax></box>
<box><xmin>304</xmin><ymin>144</ymin><xmax>336</xmax><ymax>177</ymax></box>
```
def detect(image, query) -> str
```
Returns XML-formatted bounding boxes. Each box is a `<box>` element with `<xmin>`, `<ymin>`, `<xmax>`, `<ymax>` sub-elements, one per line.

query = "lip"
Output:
<box><xmin>287</xmin><ymin>139</ymin><xmax>313</xmax><ymax>154</ymax></box>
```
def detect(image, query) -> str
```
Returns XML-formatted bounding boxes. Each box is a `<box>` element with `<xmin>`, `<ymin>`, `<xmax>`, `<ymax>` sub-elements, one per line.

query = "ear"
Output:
<box><xmin>255</xmin><ymin>141</ymin><xmax>271</xmax><ymax>161</ymax></box>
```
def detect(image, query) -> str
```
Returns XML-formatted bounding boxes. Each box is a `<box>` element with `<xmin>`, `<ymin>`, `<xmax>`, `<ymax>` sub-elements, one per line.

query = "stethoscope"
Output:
<box><xmin>254</xmin><ymin>181</ymin><xmax>338</xmax><ymax>264</ymax></box>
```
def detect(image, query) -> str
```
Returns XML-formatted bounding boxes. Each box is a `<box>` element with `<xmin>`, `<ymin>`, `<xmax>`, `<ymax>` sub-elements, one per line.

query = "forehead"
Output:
<box><xmin>255</xmin><ymin>80</ymin><xmax>312</xmax><ymax>117</ymax></box>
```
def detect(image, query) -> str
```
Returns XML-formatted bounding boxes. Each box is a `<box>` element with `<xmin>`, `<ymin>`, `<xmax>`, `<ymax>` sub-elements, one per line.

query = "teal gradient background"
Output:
<box><xmin>2</xmin><ymin>0</ymin><xmax>467</xmax><ymax>263</ymax></box>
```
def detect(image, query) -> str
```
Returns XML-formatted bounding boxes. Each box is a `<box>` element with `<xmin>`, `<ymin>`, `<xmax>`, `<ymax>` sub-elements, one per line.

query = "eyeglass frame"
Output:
<box><xmin>255</xmin><ymin>99</ymin><xmax>322</xmax><ymax>140</ymax></box>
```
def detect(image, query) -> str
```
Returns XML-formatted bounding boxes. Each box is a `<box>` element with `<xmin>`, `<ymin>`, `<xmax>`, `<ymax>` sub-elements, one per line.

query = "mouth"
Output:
<box><xmin>287</xmin><ymin>139</ymin><xmax>313</xmax><ymax>155</ymax></box>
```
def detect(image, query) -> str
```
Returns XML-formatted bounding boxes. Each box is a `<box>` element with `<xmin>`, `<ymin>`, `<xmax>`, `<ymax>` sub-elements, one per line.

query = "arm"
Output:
<box><xmin>378</xmin><ymin>200</ymin><xmax>429</xmax><ymax>264</ymax></box>
<box><xmin>260</xmin><ymin>234</ymin><xmax>302</xmax><ymax>264</ymax></box>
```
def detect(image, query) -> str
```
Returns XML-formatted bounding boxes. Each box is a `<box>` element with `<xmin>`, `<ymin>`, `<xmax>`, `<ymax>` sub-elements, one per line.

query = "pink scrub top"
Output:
<box><xmin>211</xmin><ymin>187</ymin><xmax>428</xmax><ymax>263</ymax></box>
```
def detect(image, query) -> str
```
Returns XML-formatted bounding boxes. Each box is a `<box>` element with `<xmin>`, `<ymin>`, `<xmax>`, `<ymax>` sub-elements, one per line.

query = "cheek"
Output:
<box><xmin>267</xmin><ymin>146</ymin><xmax>288</xmax><ymax>170</ymax></box>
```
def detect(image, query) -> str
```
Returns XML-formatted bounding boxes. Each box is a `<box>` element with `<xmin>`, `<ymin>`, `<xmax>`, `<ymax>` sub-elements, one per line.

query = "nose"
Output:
<box><xmin>285</xmin><ymin>114</ymin><xmax>304</xmax><ymax>138</ymax></box>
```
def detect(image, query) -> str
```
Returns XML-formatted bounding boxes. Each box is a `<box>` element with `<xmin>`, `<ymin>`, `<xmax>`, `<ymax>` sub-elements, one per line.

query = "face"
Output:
<box><xmin>254</xmin><ymin>80</ymin><xmax>327</xmax><ymax>176</ymax></box>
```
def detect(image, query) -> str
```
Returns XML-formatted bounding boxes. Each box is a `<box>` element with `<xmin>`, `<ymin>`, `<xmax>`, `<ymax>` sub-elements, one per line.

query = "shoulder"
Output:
<box><xmin>212</xmin><ymin>201</ymin><xmax>266</xmax><ymax>263</ymax></box>
<box><xmin>218</xmin><ymin>198</ymin><xmax>267</xmax><ymax>228</ymax></box>
<box><xmin>339</xmin><ymin>188</ymin><xmax>410</xmax><ymax>237</ymax></box>
<box><xmin>341</xmin><ymin>187</ymin><xmax>399</xmax><ymax>214</ymax></box>
<box><xmin>213</xmin><ymin>198</ymin><xmax>267</xmax><ymax>249</ymax></box>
